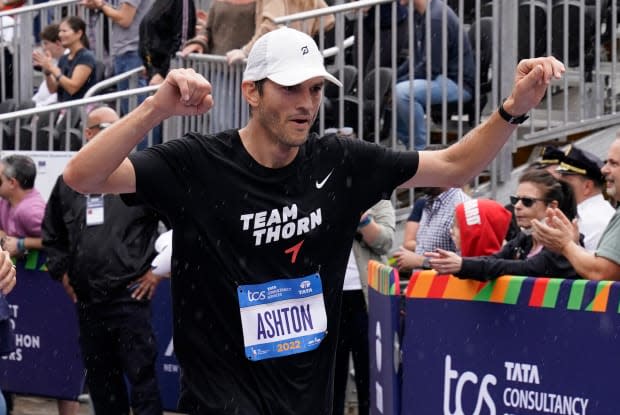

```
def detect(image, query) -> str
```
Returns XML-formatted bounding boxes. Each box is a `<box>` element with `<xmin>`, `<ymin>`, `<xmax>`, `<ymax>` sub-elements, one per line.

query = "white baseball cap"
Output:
<box><xmin>243</xmin><ymin>27</ymin><xmax>343</xmax><ymax>88</ymax></box>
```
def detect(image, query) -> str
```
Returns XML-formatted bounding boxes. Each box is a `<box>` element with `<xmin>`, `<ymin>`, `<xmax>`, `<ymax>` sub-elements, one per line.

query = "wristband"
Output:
<box><xmin>421</xmin><ymin>257</ymin><xmax>431</xmax><ymax>270</ymax></box>
<box><xmin>358</xmin><ymin>215</ymin><xmax>372</xmax><ymax>229</ymax></box>
<box><xmin>17</xmin><ymin>238</ymin><xmax>25</xmax><ymax>253</ymax></box>
<box><xmin>498</xmin><ymin>101</ymin><xmax>529</xmax><ymax>124</ymax></box>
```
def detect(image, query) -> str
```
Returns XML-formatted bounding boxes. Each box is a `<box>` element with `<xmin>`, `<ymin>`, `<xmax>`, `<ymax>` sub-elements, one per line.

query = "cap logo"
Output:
<box><xmin>301</xmin><ymin>45</ymin><xmax>309</xmax><ymax>55</ymax></box>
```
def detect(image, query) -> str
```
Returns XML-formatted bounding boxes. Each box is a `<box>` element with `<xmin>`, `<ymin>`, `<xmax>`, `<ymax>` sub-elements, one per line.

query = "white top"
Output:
<box><xmin>151</xmin><ymin>229</ymin><xmax>172</xmax><ymax>277</ymax></box>
<box><xmin>577</xmin><ymin>194</ymin><xmax>616</xmax><ymax>252</ymax></box>
<box><xmin>32</xmin><ymin>80</ymin><xmax>57</xmax><ymax>107</ymax></box>
<box><xmin>342</xmin><ymin>250</ymin><xmax>362</xmax><ymax>291</ymax></box>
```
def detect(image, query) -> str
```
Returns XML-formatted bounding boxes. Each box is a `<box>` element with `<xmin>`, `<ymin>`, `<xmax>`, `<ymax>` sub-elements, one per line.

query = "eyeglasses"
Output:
<box><xmin>510</xmin><ymin>195</ymin><xmax>546</xmax><ymax>208</ymax></box>
<box><xmin>86</xmin><ymin>122</ymin><xmax>113</xmax><ymax>130</ymax></box>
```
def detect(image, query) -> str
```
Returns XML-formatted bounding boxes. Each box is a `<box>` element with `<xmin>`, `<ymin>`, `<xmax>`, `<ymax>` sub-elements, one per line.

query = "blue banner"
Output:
<box><xmin>0</xmin><ymin>251</ymin><xmax>182</xmax><ymax>411</ymax></box>
<box><xmin>368</xmin><ymin>287</ymin><xmax>401</xmax><ymax>415</ymax></box>
<box><xmin>401</xmin><ymin>275</ymin><xmax>620</xmax><ymax>415</ymax></box>
<box><xmin>151</xmin><ymin>279</ymin><xmax>181</xmax><ymax>411</ymax></box>
<box><xmin>0</xmin><ymin>251</ymin><xmax>84</xmax><ymax>400</ymax></box>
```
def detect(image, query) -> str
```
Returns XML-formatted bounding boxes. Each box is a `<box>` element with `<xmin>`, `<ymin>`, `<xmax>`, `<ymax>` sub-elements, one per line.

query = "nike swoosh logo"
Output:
<box><xmin>315</xmin><ymin>169</ymin><xmax>334</xmax><ymax>189</ymax></box>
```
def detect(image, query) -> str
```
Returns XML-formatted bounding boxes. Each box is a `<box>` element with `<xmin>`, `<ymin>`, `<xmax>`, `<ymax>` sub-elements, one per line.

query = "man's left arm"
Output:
<box><xmin>401</xmin><ymin>56</ymin><xmax>565</xmax><ymax>189</ymax></box>
<box><xmin>358</xmin><ymin>200</ymin><xmax>395</xmax><ymax>255</ymax></box>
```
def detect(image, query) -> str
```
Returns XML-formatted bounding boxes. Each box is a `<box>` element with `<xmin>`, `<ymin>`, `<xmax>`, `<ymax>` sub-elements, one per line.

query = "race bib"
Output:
<box><xmin>237</xmin><ymin>274</ymin><xmax>327</xmax><ymax>361</ymax></box>
<box><xmin>86</xmin><ymin>195</ymin><xmax>104</xmax><ymax>226</ymax></box>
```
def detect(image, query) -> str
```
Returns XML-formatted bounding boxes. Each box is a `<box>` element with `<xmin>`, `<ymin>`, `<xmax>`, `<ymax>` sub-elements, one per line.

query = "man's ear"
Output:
<box><xmin>242</xmin><ymin>80</ymin><xmax>260</xmax><ymax>109</ymax></box>
<box><xmin>548</xmin><ymin>200</ymin><xmax>559</xmax><ymax>209</ymax></box>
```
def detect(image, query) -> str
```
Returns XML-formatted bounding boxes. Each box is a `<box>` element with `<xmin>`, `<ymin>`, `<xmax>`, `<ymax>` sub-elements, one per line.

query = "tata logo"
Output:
<box><xmin>443</xmin><ymin>355</ymin><xmax>497</xmax><ymax>415</ymax></box>
<box><xmin>300</xmin><ymin>280</ymin><xmax>311</xmax><ymax>289</ymax></box>
<box><xmin>247</xmin><ymin>290</ymin><xmax>266</xmax><ymax>302</ymax></box>
<box><xmin>301</xmin><ymin>45</ymin><xmax>309</xmax><ymax>55</ymax></box>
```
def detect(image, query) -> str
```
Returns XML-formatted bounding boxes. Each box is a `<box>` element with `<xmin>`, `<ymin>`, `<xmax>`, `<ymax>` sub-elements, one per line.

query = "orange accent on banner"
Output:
<box><xmin>442</xmin><ymin>277</ymin><xmax>484</xmax><ymax>301</ymax></box>
<box><xmin>489</xmin><ymin>277</ymin><xmax>510</xmax><ymax>303</ymax></box>
<box><xmin>407</xmin><ymin>270</ymin><xmax>436</xmax><ymax>298</ymax></box>
<box><xmin>591</xmin><ymin>281</ymin><xmax>612</xmax><ymax>312</ymax></box>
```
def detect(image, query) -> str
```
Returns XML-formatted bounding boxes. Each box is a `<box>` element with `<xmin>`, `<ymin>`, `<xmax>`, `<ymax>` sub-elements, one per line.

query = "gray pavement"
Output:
<box><xmin>12</xmin><ymin>395</ymin><xmax>181</xmax><ymax>415</ymax></box>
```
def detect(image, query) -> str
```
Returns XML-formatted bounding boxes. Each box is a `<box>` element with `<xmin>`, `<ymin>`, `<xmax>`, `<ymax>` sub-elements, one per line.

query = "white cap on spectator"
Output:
<box><xmin>243</xmin><ymin>27</ymin><xmax>342</xmax><ymax>87</ymax></box>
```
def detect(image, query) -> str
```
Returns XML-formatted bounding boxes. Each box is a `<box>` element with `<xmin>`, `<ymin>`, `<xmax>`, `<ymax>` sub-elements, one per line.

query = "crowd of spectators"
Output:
<box><xmin>1</xmin><ymin>0</ymin><xmax>620</xmax><ymax>414</ymax></box>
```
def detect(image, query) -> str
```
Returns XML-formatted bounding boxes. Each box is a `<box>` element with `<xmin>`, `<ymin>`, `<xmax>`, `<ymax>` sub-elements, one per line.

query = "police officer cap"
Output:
<box><xmin>536</xmin><ymin>145</ymin><xmax>564</xmax><ymax>166</ymax></box>
<box><xmin>556</xmin><ymin>145</ymin><xmax>605</xmax><ymax>184</ymax></box>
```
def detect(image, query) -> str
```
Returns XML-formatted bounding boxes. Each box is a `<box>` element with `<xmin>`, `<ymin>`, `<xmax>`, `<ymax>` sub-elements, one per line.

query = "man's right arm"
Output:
<box><xmin>532</xmin><ymin>208</ymin><xmax>620</xmax><ymax>280</ymax></box>
<box><xmin>63</xmin><ymin>69</ymin><xmax>213</xmax><ymax>195</ymax></box>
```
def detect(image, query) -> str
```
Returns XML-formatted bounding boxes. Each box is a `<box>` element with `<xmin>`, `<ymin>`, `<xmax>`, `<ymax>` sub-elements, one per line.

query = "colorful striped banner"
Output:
<box><xmin>367</xmin><ymin>260</ymin><xmax>400</xmax><ymax>295</ymax></box>
<box><xmin>395</xmin><ymin>266</ymin><xmax>620</xmax><ymax>313</ymax></box>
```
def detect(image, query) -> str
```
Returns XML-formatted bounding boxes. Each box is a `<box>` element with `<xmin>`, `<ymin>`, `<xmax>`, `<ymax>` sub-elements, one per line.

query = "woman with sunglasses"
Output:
<box><xmin>427</xmin><ymin>169</ymin><xmax>582</xmax><ymax>280</ymax></box>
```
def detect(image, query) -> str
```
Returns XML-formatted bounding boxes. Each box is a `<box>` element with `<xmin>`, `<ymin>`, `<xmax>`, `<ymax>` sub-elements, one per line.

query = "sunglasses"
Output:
<box><xmin>86</xmin><ymin>122</ymin><xmax>113</xmax><ymax>130</ymax></box>
<box><xmin>510</xmin><ymin>195</ymin><xmax>546</xmax><ymax>208</ymax></box>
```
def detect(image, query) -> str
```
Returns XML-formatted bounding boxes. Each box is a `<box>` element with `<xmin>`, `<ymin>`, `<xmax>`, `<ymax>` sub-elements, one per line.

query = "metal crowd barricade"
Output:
<box><xmin>0</xmin><ymin>86</ymin><xmax>158</xmax><ymax>151</ymax></box>
<box><xmin>0</xmin><ymin>0</ymin><xmax>91</xmax><ymax>104</ymax></box>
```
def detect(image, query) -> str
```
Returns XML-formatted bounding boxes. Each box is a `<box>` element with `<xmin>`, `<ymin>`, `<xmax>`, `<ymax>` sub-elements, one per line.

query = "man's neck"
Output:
<box><xmin>238</xmin><ymin>122</ymin><xmax>300</xmax><ymax>169</ymax></box>
<box><xmin>8</xmin><ymin>188</ymin><xmax>28</xmax><ymax>207</ymax></box>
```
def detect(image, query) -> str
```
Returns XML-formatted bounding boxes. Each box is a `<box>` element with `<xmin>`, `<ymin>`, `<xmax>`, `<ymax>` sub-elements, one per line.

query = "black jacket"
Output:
<box><xmin>42</xmin><ymin>175</ymin><xmax>160</xmax><ymax>304</ymax></box>
<box><xmin>456</xmin><ymin>231</ymin><xmax>581</xmax><ymax>281</ymax></box>
<box><xmin>139</xmin><ymin>0</ymin><xmax>196</xmax><ymax>80</ymax></box>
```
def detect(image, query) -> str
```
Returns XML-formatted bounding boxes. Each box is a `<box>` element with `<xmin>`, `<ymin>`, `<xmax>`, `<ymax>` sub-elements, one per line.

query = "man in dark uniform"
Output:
<box><xmin>42</xmin><ymin>106</ymin><xmax>164</xmax><ymax>415</ymax></box>
<box><xmin>61</xmin><ymin>27</ymin><xmax>564</xmax><ymax>414</ymax></box>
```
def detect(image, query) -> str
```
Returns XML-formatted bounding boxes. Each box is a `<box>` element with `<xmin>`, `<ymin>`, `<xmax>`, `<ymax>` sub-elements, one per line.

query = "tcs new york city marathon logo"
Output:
<box><xmin>247</xmin><ymin>280</ymin><xmax>313</xmax><ymax>303</ymax></box>
<box><xmin>442</xmin><ymin>355</ymin><xmax>589</xmax><ymax>415</ymax></box>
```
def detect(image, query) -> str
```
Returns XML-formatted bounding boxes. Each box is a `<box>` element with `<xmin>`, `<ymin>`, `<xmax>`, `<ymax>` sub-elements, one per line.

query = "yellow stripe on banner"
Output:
<box><xmin>489</xmin><ymin>277</ymin><xmax>511</xmax><ymax>303</ymax></box>
<box><xmin>409</xmin><ymin>271</ymin><xmax>435</xmax><ymax>298</ymax></box>
<box><xmin>443</xmin><ymin>277</ymin><xmax>482</xmax><ymax>301</ymax></box>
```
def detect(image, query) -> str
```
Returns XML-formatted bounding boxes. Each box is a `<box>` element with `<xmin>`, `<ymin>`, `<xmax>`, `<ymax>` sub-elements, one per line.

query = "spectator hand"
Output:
<box><xmin>0</xmin><ymin>248</ymin><xmax>16</xmax><ymax>295</ymax></box>
<box><xmin>180</xmin><ymin>43</ymin><xmax>205</xmax><ymax>57</ymax></box>
<box><xmin>33</xmin><ymin>49</ymin><xmax>55</xmax><ymax>73</ymax></box>
<box><xmin>128</xmin><ymin>269</ymin><xmax>163</xmax><ymax>301</ymax></box>
<box><xmin>2</xmin><ymin>236</ymin><xmax>21</xmax><ymax>257</ymax></box>
<box><xmin>80</xmin><ymin>0</ymin><xmax>99</xmax><ymax>10</ymax></box>
<box><xmin>426</xmin><ymin>249</ymin><xmax>462</xmax><ymax>275</ymax></box>
<box><xmin>531</xmin><ymin>207</ymin><xmax>578</xmax><ymax>254</ymax></box>
<box><xmin>226</xmin><ymin>49</ymin><xmax>246</xmax><ymax>65</ymax></box>
<box><xmin>504</xmin><ymin>56</ymin><xmax>565</xmax><ymax>116</ymax></box>
<box><xmin>61</xmin><ymin>273</ymin><xmax>77</xmax><ymax>303</ymax></box>
<box><xmin>392</xmin><ymin>246</ymin><xmax>421</xmax><ymax>271</ymax></box>
<box><xmin>151</xmin><ymin>68</ymin><xmax>213</xmax><ymax>119</ymax></box>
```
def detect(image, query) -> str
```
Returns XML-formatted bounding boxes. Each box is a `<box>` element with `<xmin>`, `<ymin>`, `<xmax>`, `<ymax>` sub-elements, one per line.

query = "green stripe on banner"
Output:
<box><xmin>542</xmin><ymin>278</ymin><xmax>562</xmax><ymax>308</ymax></box>
<box><xmin>24</xmin><ymin>250</ymin><xmax>39</xmax><ymax>271</ymax></box>
<box><xmin>567</xmin><ymin>280</ymin><xmax>587</xmax><ymax>310</ymax></box>
<box><xmin>585</xmin><ymin>282</ymin><xmax>610</xmax><ymax>312</ymax></box>
<box><xmin>504</xmin><ymin>277</ymin><xmax>526</xmax><ymax>304</ymax></box>
<box><xmin>473</xmin><ymin>282</ymin><xmax>494</xmax><ymax>302</ymax></box>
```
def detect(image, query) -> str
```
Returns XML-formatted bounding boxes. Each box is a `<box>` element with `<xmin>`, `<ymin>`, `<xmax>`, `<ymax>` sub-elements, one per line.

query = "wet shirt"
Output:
<box><xmin>127</xmin><ymin>130</ymin><xmax>418</xmax><ymax>414</ymax></box>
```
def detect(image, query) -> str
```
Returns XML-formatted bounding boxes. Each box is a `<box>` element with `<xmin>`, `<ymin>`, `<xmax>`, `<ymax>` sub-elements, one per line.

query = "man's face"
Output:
<box><xmin>601</xmin><ymin>139</ymin><xmax>620</xmax><ymax>201</ymax></box>
<box><xmin>0</xmin><ymin>164</ymin><xmax>13</xmax><ymax>199</ymax></box>
<box><xmin>253</xmin><ymin>78</ymin><xmax>324</xmax><ymax>148</ymax></box>
<box><xmin>559</xmin><ymin>173</ymin><xmax>587</xmax><ymax>204</ymax></box>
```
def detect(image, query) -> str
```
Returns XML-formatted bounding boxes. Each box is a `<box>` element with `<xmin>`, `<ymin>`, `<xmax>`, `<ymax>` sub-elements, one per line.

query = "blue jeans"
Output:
<box><xmin>114</xmin><ymin>51</ymin><xmax>147</xmax><ymax>116</ymax></box>
<box><xmin>395</xmin><ymin>75</ymin><xmax>471</xmax><ymax>150</ymax></box>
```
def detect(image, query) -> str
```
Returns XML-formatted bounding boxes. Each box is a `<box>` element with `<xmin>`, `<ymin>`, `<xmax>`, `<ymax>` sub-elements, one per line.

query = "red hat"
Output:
<box><xmin>455</xmin><ymin>199</ymin><xmax>512</xmax><ymax>257</ymax></box>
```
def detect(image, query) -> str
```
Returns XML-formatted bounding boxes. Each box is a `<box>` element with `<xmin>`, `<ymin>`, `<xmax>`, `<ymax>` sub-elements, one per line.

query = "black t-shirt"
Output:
<box><xmin>128</xmin><ymin>130</ymin><xmax>419</xmax><ymax>414</ymax></box>
<box><xmin>57</xmin><ymin>48</ymin><xmax>96</xmax><ymax>102</ymax></box>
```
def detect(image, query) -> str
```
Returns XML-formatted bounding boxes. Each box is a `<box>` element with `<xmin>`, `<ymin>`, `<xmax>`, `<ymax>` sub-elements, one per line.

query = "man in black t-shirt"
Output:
<box><xmin>62</xmin><ymin>27</ymin><xmax>564</xmax><ymax>414</ymax></box>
